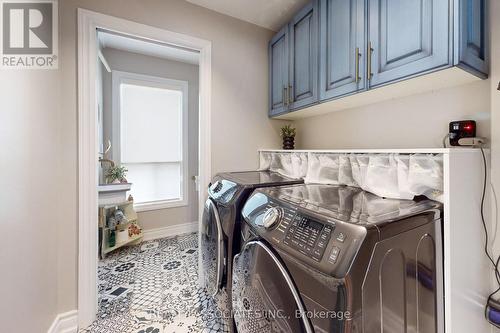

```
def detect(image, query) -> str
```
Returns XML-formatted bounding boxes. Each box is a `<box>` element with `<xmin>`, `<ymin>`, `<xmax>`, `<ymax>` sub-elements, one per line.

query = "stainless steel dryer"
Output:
<box><xmin>233</xmin><ymin>184</ymin><xmax>444</xmax><ymax>333</ymax></box>
<box><xmin>199</xmin><ymin>171</ymin><xmax>303</xmax><ymax>297</ymax></box>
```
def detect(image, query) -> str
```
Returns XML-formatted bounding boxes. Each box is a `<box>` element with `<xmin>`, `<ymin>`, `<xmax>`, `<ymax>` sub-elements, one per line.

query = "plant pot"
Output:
<box><xmin>283</xmin><ymin>136</ymin><xmax>295</xmax><ymax>150</ymax></box>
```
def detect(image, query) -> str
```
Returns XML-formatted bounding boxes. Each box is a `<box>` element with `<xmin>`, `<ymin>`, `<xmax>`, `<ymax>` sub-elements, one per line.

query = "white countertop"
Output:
<box><xmin>259</xmin><ymin>147</ymin><xmax>481</xmax><ymax>154</ymax></box>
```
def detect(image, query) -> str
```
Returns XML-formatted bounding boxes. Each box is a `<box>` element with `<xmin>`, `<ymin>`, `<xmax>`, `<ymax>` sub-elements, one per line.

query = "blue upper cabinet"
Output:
<box><xmin>458</xmin><ymin>0</ymin><xmax>488</xmax><ymax>77</ymax></box>
<box><xmin>268</xmin><ymin>0</ymin><xmax>488</xmax><ymax>117</ymax></box>
<box><xmin>269</xmin><ymin>26</ymin><xmax>289</xmax><ymax>117</ymax></box>
<box><xmin>367</xmin><ymin>0</ymin><xmax>450</xmax><ymax>88</ymax></box>
<box><xmin>289</xmin><ymin>1</ymin><xmax>319</xmax><ymax>110</ymax></box>
<box><xmin>319</xmin><ymin>0</ymin><xmax>366</xmax><ymax>100</ymax></box>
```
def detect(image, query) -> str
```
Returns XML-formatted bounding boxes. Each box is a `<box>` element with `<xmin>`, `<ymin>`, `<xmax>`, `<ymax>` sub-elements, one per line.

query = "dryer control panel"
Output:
<box><xmin>208</xmin><ymin>179</ymin><xmax>238</xmax><ymax>203</ymax></box>
<box><xmin>283</xmin><ymin>216</ymin><xmax>332</xmax><ymax>262</ymax></box>
<box><xmin>242</xmin><ymin>191</ymin><xmax>367</xmax><ymax>278</ymax></box>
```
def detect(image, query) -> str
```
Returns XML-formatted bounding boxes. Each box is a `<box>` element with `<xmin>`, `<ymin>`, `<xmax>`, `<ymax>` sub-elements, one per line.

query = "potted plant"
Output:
<box><xmin>106</xmin><ymin>165</ymin><xmax>128</xmax><ymax>184</ymax></box>
<box><xmin>280</xmin><ymin>124</ymin><xmax>296</xmax><ymax>150</ymax></box>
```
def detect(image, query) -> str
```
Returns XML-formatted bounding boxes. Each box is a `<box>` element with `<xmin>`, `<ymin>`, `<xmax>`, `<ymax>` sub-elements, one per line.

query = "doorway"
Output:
<box><xmin>78</xmin><ymin>9</ymin><xmax>212</xmax><ymax>328</ymax></box>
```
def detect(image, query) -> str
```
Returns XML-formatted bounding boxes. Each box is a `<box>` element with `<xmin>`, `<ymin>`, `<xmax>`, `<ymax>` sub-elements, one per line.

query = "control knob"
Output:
<box><xmin>210</xmin><ymin>181</ymin><xmax>223</xmax><ymax>193</ymax></box>
<box><xmin>262</xmin><ymin>207</ymin><xmax>282</xmax><ymax>229</ymax></box>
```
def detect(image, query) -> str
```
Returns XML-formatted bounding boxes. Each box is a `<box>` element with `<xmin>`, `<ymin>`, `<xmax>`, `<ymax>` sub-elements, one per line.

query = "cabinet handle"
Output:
<box><xmin>288</xmin><ymin>85</ymin><xmax>293</xmax><ymax>105</ymax></box>
<box><xmin>367</xmin><ymin>42</ymin><xmax>374</xmax><ymax>81</ymax></box>
<box><xmin>283</xmin><ymin>86</ymin><xmax>287</xmax><ymax>106</ymax></box>
<box><xmin>355</xmin><ymin>47</ymin><xmax>361</xmax><ymax>83</ymax></box>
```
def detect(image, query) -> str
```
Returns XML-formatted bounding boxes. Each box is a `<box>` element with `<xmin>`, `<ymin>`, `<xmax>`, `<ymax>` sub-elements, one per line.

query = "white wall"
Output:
<box><xmin>294</xmin><ymin>79</ymin><xmax>490</xmax><ymax>149</ymax></box>
<box><xmin>0</xmin><ymin>73</ymin><xmax>59</xmax><ymax>330</ymax></box>
<box><xmin>58</xmin><ymin>0</ymin><xmax>284</xmax><ymax>315</ymax></box>
<box><xmin>101</xmin><ymin>47</ymin><xmax>200</xmax><ymax>230</ymax></box>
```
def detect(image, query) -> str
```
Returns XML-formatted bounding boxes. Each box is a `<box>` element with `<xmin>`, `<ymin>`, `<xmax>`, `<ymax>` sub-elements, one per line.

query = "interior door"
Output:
<box><xmin>232</xmin><ymin>240</ymin><xmax>313</xmax><ymax>333</ymax></box>
<box><xmin>289</xmin><ymin>1</ymin><xmax>319</xmax><ymax>110</ymax></box>
<box><xmin>319</xmin><ymin>0</ymin><xmax>366</xmax><ymax>100</ymax></box>
<box><xmin>368</xmin><ymin>0</ymin><xmax>449</xmax><ymax>87</ymax></box>
<box><xmin>269</xmin><ymin>26</ymin><xmax>290</xmax><ymax>117</ymax></box>
<box><xmin>200</xmin><ymin>198</ymin><xmax>225</xmax><ymax>296</ymax></box>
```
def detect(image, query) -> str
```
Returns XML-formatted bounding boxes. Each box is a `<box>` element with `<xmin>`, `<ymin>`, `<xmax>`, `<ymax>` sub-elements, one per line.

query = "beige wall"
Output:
<box><xmin>0</xmin><ymin>73</ymin><xmax>60</xmax><ymax>330</ymax></box>
<box><xmin>58</xmin><ymin>0</ymin><xmax>284</xmax><ymax>315</ymax></box>
<box><xmin>101</xmin><ymin>47</ymin><xmax>200</xmax><ymax>230</ymax></box>
<box><xmin>294</xmin><ymin>79</ymin><xmax>491</xmax><ymax>149</ymax></box>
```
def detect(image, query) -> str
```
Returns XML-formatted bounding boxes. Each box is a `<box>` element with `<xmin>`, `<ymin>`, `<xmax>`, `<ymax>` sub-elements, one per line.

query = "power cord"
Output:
<box><xmin>442</xmin><ymin>133</ymin><xmax>449</xmax><ymax>148</ymax></box>
<box><xmin>443</xmin><ymin>133</ymin><xmax>461</xmax><ymax>148</ymax></box>
<box><xmin>480</xmin><ymin>147</ymin><xmax>499</xmax><ymax>279</ymax></box>
<box><xmin>479</xmin><ymin>147</ymin><xmax>500</xmax><ymax>328</ymax></box>
<box><xmin>442</xmin><ymin>134</ymin><xmax>500</xmax><ymax>326</ymax></box>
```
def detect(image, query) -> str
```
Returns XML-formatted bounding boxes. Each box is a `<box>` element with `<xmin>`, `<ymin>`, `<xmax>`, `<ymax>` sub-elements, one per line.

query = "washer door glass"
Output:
<box><xmin>232</xmin><ymin>240</ymin><xmax>313</xmax><ymax>333</ymax></box>
<box><xmin>200</xmin><ymin>198</ymin><xmax>225</xmax><ymax>296</ymax></box>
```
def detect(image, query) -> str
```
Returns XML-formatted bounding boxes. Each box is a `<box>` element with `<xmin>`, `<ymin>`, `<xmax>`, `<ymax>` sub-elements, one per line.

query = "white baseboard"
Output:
<box><xmin>142</xmin><ymin>221</ymin><xmax>198</xmax><ymax>241</ymax></box>
<box><xmin>47</xmin><ymin>310</ymin><xmax>78</xmax><ymax>333</ymax></box>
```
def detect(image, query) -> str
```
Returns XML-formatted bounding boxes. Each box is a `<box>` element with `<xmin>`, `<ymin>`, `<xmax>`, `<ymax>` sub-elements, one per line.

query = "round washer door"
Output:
<box><xmin>232</xmin><ymin>240</ymin><xmax>313</xmax><ymax>333</ymax></box>
<box><xmin>200</xmin><ymin>198</ymin><xmax>225</xmax><ymax>296</ymax></box>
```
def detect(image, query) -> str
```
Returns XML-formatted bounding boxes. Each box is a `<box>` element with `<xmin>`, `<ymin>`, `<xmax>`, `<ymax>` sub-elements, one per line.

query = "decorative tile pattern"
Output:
<box><xmin>80</xmin><ymin>233</ymin><xmax>230</xmax><ymax>333</ymax></box>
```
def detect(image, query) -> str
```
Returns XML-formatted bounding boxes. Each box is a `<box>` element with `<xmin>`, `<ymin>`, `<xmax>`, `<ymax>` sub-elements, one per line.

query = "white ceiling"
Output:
<box><xmin>97</xmin><ymin>31</ymin><xmax>200</xmax><ymax>65</ymax></box>
<box><xmin>185</xmin><ymin>0</ymin><xmax>310</xmax><ymax>31</ymax></box>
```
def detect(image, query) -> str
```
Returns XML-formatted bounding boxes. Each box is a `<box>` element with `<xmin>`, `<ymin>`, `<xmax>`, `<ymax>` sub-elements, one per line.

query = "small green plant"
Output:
<box><xmin>106</xmin><ymin>165</ymin><xmax>128</xmax><ymax>183</ymax></box>
<box><xmin>280</xmin><ymin>124</ymin><xmax>296</xmax><ymax>138</ymax></box>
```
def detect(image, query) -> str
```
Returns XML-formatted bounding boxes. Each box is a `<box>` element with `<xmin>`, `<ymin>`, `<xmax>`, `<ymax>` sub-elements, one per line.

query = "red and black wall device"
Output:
<box><xmin>448</xmin><ymin>120</ymin><xmax>476</xmax><ymax>146</ymax></box>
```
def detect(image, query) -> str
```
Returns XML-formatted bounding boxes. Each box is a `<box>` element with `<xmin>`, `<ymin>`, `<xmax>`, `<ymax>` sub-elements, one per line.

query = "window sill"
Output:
<box><xmin>134</xmin><ymin>199</ymin><xmax>188</xmax><ymax>212</ymax></box>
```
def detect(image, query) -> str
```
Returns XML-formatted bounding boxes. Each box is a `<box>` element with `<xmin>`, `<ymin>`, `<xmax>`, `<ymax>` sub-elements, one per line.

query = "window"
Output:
<box><xmin>113</xmin><ymin>71</ymin><xmax>188</xmax><ymax>211</ymax></box>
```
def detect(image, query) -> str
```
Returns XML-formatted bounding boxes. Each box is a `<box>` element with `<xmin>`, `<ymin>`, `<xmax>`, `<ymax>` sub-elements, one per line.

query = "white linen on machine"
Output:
<box><xmin>259</xmin><ymin>152</ymin><xmax>308</xmax><ymax>179</ymax></box>
<box><xmin>259</xmin><ymin>151</ymin><xmax>444</xmax><ymax>202</ymax></box>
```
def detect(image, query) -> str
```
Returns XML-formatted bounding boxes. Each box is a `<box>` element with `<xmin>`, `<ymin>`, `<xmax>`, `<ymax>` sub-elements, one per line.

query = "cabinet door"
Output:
<box><xmin>289</xmin><ymin>1</ymin><xmax>318</xmax><ymax>110</ymax></box>
<box><xmin>459</xmin><ymin>0</ymin><xmax>487</xmax><ymax>76</ymax></box>
<box><xmin>368</xmin><ymin>0</ymin><xmax>449</xmax><ymax>88</ymax></box>
<box><xmin>319</xmin><ymin>0</ymin><xmax>366</xmax><ymax>100</ymax></box>
<box><xmin>269</xmin><ymin>26</ymin><xmax>289</xmax><ymax>117</ymax></box>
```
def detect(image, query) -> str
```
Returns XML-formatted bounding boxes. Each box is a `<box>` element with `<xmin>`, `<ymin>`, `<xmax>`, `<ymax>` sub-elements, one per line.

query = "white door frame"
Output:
<box><xmin>77</xmin><ymin>9</ymin><xmax>212</xmax><ymax>328</ymax></box>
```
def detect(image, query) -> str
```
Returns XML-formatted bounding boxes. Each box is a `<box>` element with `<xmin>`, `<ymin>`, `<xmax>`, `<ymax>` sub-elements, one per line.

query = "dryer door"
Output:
<box><xmin>232</xmin><ymin>240</ymin><xmax>313</xmax><ymax>333</ymax></box>
<box><xmin>200</xmin><ymin>198</ymin><xmax>225</xmax><ymax>296</ymax></box>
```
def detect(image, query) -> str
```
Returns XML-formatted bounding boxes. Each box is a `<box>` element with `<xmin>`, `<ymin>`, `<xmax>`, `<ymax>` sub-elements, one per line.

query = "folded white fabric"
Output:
<box><xmin>305</xmin><ymin>153</ymin><xmax>341</xmax><ymax>185</ymax></box>
<box><xmin>408</xmin><ymin>154</ymin><xmax>444</xmax><ymax>202</ymax></box>
<box><xmin>258</xmin><ymin>151</ymin><xmax>273</xmax><ymax>171</ymax></box>
<box><xmin>293</xmin><ymin>153</ymin><xmax>309</xmax><ymax>179</ymax></box>
<box><xmin>258</xmin><ymin>151</ymin><xmax>444</xmax><ymax>202</ymax></box>
<box><xmin>365</xmin><ymin>154</ymin><xmax>411</xmax><ymax>199</ymax></box>
<box><xmin>339</xmin><ymin>155</ymin><xmax>356</xmax><ymax>186</ymax></box>
<box><xmin>261</xmin><ymin>151</ymin><xmax>308</xmax><ymax>179</ymax></box>
<box><xmin>350</xmin><ymin>154</ymin><xmax>370</xmax><ymax>189</ymax></box>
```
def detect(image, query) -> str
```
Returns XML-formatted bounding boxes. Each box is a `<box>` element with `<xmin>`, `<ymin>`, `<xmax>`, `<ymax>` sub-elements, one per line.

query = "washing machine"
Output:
<box><xmin>199</xmin><ymin>171</ymin><xmax>303</xmax><ymax>298</ymax></box>
<box><xmin>233</xmin><ymin>184</ymin><xmax>444</xmax><ymax>333</ymax></box>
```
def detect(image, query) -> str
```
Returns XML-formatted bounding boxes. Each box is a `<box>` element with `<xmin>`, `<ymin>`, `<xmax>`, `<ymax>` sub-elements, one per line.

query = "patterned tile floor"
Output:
<box><xmin>81</xmin><ymin>233</ymin><xmax>230</xmax><ymax>333</ymax></box>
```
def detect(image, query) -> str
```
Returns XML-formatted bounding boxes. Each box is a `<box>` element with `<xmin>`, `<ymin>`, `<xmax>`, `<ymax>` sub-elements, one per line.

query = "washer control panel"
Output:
<box><xmin>283</xmin><ymin>215</ymin><xmax>333</xmax><ymax>261</ymax></box>
<box><xmin>242</xmin><ymin>190</ymin><xmax>367</xmax><ymax>278</ymax></box>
